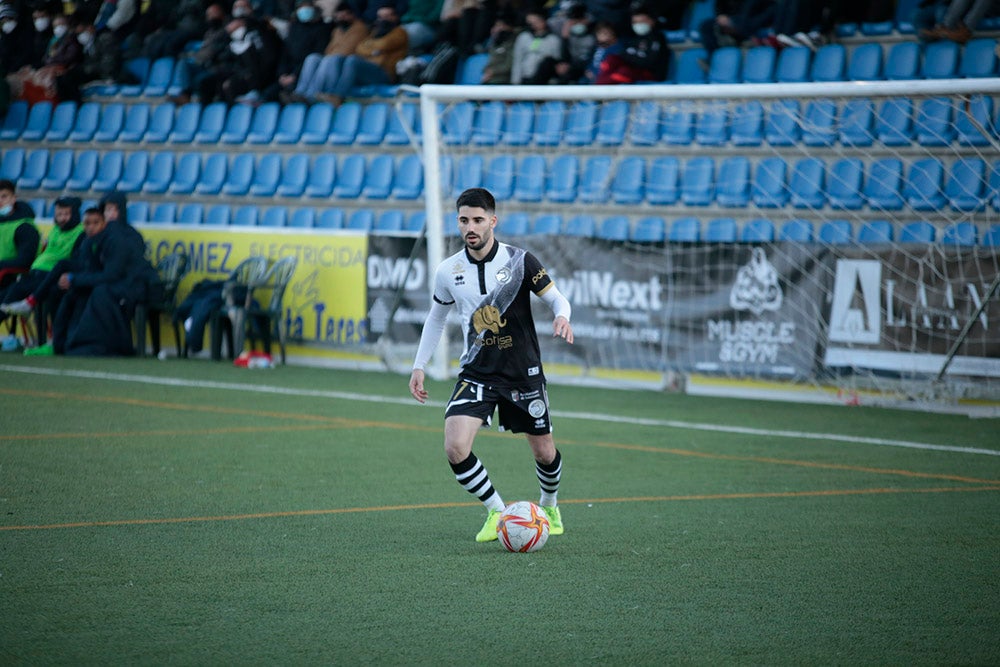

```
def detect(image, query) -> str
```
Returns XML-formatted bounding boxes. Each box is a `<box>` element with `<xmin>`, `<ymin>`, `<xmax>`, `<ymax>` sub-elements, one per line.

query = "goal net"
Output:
<box><xmin>397</xmin><ymin>78</ymin><xmax>1000</xmax><ymax>413</ymax></box>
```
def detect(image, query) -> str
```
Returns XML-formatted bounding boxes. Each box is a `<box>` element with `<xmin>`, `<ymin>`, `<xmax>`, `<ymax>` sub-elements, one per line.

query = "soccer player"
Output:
<box><xmin>408</xmin><ymin>188</ymin><xmax>574</xmax><ymax>543</ymax></box>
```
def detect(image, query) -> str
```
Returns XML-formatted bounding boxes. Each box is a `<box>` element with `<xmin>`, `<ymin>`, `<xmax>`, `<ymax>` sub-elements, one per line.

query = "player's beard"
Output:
<box><xmin>465</xmin><ymin>228</ymin><xmax>493</xmax><ymax>252</ymax></box>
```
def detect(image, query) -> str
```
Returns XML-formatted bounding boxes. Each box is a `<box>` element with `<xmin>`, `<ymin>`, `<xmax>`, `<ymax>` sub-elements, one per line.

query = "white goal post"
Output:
<box><xmin>410</xmin><ymin>78</ymin><xmax>1000</xmax><ymax>412</ymax></box>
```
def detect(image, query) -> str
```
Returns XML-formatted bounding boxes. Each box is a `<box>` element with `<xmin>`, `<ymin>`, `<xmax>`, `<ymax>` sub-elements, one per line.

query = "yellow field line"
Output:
<box><xmin>2</xmin><ymin>485</ymin><xmax>997</xmax><ymax>532</ymax></box>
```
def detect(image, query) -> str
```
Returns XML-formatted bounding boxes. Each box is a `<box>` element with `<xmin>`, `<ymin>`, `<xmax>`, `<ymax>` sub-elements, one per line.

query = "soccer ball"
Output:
<box><xmin>497</xmin><ymin>501</ymin><xmax>550</xmax><ymax>553</ymax></box>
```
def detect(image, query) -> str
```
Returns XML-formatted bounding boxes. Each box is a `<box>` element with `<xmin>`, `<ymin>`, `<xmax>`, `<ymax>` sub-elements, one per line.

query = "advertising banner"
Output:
<box><xmin>365</xmin><ymin>235</ymin><xmax>429</xmax><ymax>343</ymax></box>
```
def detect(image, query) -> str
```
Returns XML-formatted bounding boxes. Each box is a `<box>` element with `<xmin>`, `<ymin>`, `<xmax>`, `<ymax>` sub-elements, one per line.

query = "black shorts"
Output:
<box><xmin>445</xmin><ymin>378</ymin><xmax>552</xmax><ymax>435</ymax></box>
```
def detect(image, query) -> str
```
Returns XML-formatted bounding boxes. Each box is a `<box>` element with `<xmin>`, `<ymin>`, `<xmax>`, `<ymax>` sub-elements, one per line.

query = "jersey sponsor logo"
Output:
<box><xmin>473</xmin><ymin>304</ymin><xmax>507</xmax><ymax>335</ymax></box>
<box><xmin>495</xmin><ymin>267</ymin><xmax>512</xmax><ymax>284</ymax></box>
<box><xmin>730</xmin><ymin>247</ymin><xmax>782</xmax><ymax>316</ymax></box>
<box><xmin>527</xmin><ymin>366</ymin><xmax>539</xmax><ymax>376</ymax></box>
<box><xmin>531</xmin><ymin>267</ymin><xmax>548</xmax><ymax>285</ymax></box>
<box><xmin>527</xmin><ymin>399</ymin><xmax>547</xmax><ymax>418</ymax></box>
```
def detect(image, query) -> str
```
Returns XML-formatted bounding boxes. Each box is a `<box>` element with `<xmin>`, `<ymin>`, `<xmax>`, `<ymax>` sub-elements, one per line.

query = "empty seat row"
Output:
<box><xmin>122</xmin><ymin>202</ymin><xmax>427</xmax><ymax>231</ymax></box>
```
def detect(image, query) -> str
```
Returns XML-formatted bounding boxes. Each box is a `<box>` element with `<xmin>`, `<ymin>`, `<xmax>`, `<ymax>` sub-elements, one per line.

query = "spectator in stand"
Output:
<box><xmin>583</xmin><ymin>0</ymin><xmax>632</xmax><ymax>32</ymax></box>
<box><xmin>315</xmin><ymin>0</ymin><xmax>340</xmax><ymax>21</ymax></box>
<box><xmin>1</xmin><ymin>5</ymin><xmax>37</xmax><ymax>76</ymax></box>
<box><xmin>0</xmin><ymin>180</ymin><xmax>40</xmax><ymax>295</ymax></box>
<box><xmin>550</xmin><ymin>2</ymin><xmax>597</xmax><ymax>83</ymax></box>
<box><xmin>55</xmin><ymin>20</ymin><xmax>103</xmax><ymax>102</ymax></box>
<box><xmin>594</xmin><ymin>2</ymin><xmax>669</xmax><ymax>83</ymax></box>
<box><xmin>480</xmin><ymin>9</ymin><xmax>520</xmax><ymax>84</ymax></box>
<box><xmin>267</xmin><ymin>0</ymin><xmax>330</xmax><ymax>102</ymax></box>
<box><xmin>93</xmin><ymin>0</ymin><xmax>140</xmax><ymax>84</ymax></box>
<box><xmin>402</xmin><ymin>0</ymin><xmax>444</xmax><ymax>54</ymax></box>
<box><xmin>285</xmin><ymin>1</ymin><xmax>367</xmax><ymax>104</ymax></box>
<box><xmin>698</xmin><ymin>0</ymin><xmax>775</xmax><ymax>56</ymax></box>
<box><xmin>919</xmin><ymin>0</ymin><xmax>999</xmax><ymax>43</ymax></box>
<box><xmin>510</xmin><ymin>6</ymin><xmax>563</xmax><ymax>84</ymax></box>
<box><xmin>138</xmin><ymin>0</ymin><xmax>207</xmax><ymax>60</ymax></box>
<box><xmin>168</xmin><ymin>4</ymin><xmax>231</xmax><ymax>105</ymax></box>
<box><xmin>587</xmin><ymin>20</ymin><xmax>622</xmax><ymax>82</ymax></box>
<box><xmin>767</xmin><ymin>0</ymin><xmax>830</xmax><ymax>50</ymax></box>
<box><xmin>7</xmin><ymin>12</ymin><xmax>82</xmax><ymax>103</ymax></box>
<box><xmin>198</xmin><ymin>15</ymin><xmax>282</xmax><ymax>104</ymax></box>
<box><xmin>312</xmin><ymin>3</ymin><xmax>408</xmax><ymax>106</ymax></box>
<box><xmin>438</xmin><ymin>0</ymin><xmax>495</xmax><ymax>57</ymax></box>
<box><xmin>29</xmin><ymin>6</ymin><xmax>55</xmax><ymax>68</ymax></box>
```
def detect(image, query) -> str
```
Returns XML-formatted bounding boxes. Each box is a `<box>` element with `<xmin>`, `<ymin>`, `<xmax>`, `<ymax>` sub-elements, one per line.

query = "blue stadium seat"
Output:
<box><xmin>167</xmin><ymin>57</ymin><xmax>190</xmax><ymax>97</ymax></box>
<box><xmin>564</xmin><ymin>214</ymin><xmax>596</xmax><ymax>237</ymax></box>
<box><xmin>0</xmin><ymin>147</ymin><xmax>24</xmax><ymax>181</ymax></box>
<box><xmin>895</xmin><ymin>0</ymin><xmax>920</xmax><ymax>32</ymax></box>
<box><xmin>64</xmin><ymin>149</ymin><xmax>97</xmax><ymax>191</ymax></box>
<box><xmin>139</xmin><ymin>152</ymin><xmax>171</xmax><ymax>194</ymax></box>
<box><xmin>277</xmin><ymin>153</ymin><xmax>309</xmax><ymax>197</ymax></box>
<box><xmin>249</xmin><ymin>154</ymin><xmax>282</xmax><ymax>197</ymax></box>
<box><xmin>122</xmin><ymin>103</ymin><xmax>154</xmax><ymax>143</ymax></box>
<box><xmin>316</xmin><ymin>208</ymin><xmax>344</xmax><ymax>229</ymax></box>
<box><xmin>681</xmin><ymin>157</ymin><xmax>714</xmax><ymax>206</ymax></box>
<box><xmin>168</xmin><ymin>102</ymin><xmax>201</xmax><ymax>143</ymax></box>
<box><xmin>875</xmin><ymin>97</ymin><xmax>913</xmax><ymax>146</ymax></box>
<box><xmin>631</xmin><ymin>217</ymin><xmax>665</xmax><ymax>243</ymax></box>
<box><xmin>119</xmin><ymin>57</ymin><xmax>150</xmax><ymax>96</ymax></box>
<box><xmin>220</xmin><ymin>104</ymin><xmax>253</xmax><ymax>144</ymax></box>
<box><xmin>628</xmin><ymin>100</ymin><xmax>660</xmax><ymax>146</ymax></box>
<box><xmin>885</xmin><ymin>42</ymin><xmax>920</xmax><ymax>80</ymax></box>
<box><xmin>198</xmin><ymin>153</ymin><xmax>231</xmax><ymax>195</ymax></box>
<box><xmin>453</xmin><ymin>154</ymin><xmax>484</xmax><ymax>196</ymax></box>
<box><xmin>308</xmin><ymin>155</ymin><xmax>342</xmax><ymax>198</ymax></box>
<box><xmin>41</xmin><ymin>149</ymin><xmax>73</xmax><ymax>190</ymax></box>
<box><xmin>333</xmin><ymin>154</ymin><xmax>366</xmax><ymax>198</ymax></box>
<box><xmin>826</xmin><ymin>158</ymin><xmax>864</xmax><ymax>210</ymax></box>
<box><xmin>259</xmin><ymin>207</ymin><xmax>287</xmax><ymax>227</ymax></box>
<box><xmin>695</xmin><ymin>102</ymin><xmax>728</xmax><ymax>146</ymax></box>
<box><xmin>730</xmin><ymin>101</ymin><xmax>764</xmax><ymax>146</ymax></box>
<box><xmin>194</xmin><ymin>102</ymin><xmax>227</xmax><ymax>143</ymax></box>
<box><xmin>471</xmin><ymin>100</ymin><xmax>503</xmax><ymax>146</ymax></box>
<box><xmin>374</xmin><ymin>209</ymin><xmax>404</xmax><ymax>232</ymax></box>
<box><xmin>597</xmin><ymin>216</ymin><xmax>630</xmax><ymax>241</ymax></box>
<box><xmin>442</xmin><ymin>101</ymin><xmax>474</xmax><ymax>145</ymax></box>
<box><xmin>611</xmin><ymin>156</ymin><xmax>645</xmax><ymax>205</ymax></box>
<box><xmin>385</xmin><ymin>102</ymin><xmax>419</xmax><ymax>145</ymax></box>
<box><xmin>531</xmin><ymin>214</ymin><xmax>562</xmax><ymax>235</ymax></box>
<box><xmin>960</xmin><ymin>38</ymin><xmax>997</xmax><ymax>77</ymax></box>
<box><xmin>513</xmin><ymin>155</ymin><xmax>545</xmax><ymax>202</ymax></box>
<box><xmin>742</xmin><ymin>46</ymin><xmax>775</xmax><ymax>83</ymax></box>
<box><xmin>143</xmin><ymin>57</ymin><xmax>175</xmax><ymax>96</ymax></box>
<box><xmin>27</xmin><ymin>198</ymin><xmax>47</xmax><ymax>218</ymax></box>
<box><xmin>288</xmin><ymin>208</ymin><xmax>315</xmax><ymax>228</ymax></box>
<box><xmin>673</xmin><ymin>48</ymin><xmax>707</xmax><ymax>84</ymax></box>
<box><xmin>501</xmin><ymin>102</ymin><xmax>536</xmax><ymax>146</ymax></box>
<box><xmin>708</xmin><ymin>47</ymin><xmax>741</xmax><ymax>84</ymax></box>
<box><xmin>168</xmin><ymin>152</ymin><xmax>202</xmax><ymax>195</ymax></box>
<box><xmin>716</xmin><ymin>156</ymin><xmax>750</xmax><ymax>207</ymax></box>
<box><xmin>922</xmin><ymin>41</ymin><xmax>959</xmax><ymax>79</ymax></box>
<box><xmin>789</xmin><ymin>157</ymin><xmax>825</xmax><ymax>209</ymax></box>
<box><xmin>564</xmin><ymin>101</ymin><xmax>598</xmax><ymax>146</ymax></box>
<box><xmin>232</xmin><ymin>205</ymin><xmax>259</xmax><ymax>226</ymax></box>
<box><xmin>914</xmin><ymin>97</ymin><xmax>954</xmax><ymax>146</ymax></box>
<box><xmin>839</xmin><ymin>98</ymin><xmax>875</xmax><ymax>146</ymax></box>
<box><xmin>345</xmin><ymin>209</ymin><xmax>373</xmax><ymax>230</ymax></box>
<box><xmin>662</xmin><ymin>104</ymin><xmax>694</xmax><ymax>145</ymax></box>
<box><xmin>775</xmin><ymin>47</ymin><xmax>811</xmax><ymax>83</ymax></box>
<box><xmin>751</xmin><ymin>157</ymin><xmax>788</xmax><ymax>208</ymax></box>
<box><xmin>404</xmin><ymin>210</ymin><xmax>425</xmax><ymax>232</ymax></box>
<box><xmin>392</xmin><ymin>154</ymin><xmax>423</xmax><ymax>200</ymax></box>
<box><xmin>779</xmin><ymin>219</ymin><xmax>813</xmax><ymax>242</ymax></box>
<box><xmin>946</xmin><ymin>158</ymin><xmax>986</xmax><ymax>212</ymax></box>
<box><xmin>151</xmin><ymin>202</ymin><xmax>177</xmax><ymax>223</ymax></box>
<box><xmin>328</xmin><ymin>101</ymin><xmax>361</xmax><ymax>144</ymax></box>
<box><xmin>810</xmin><ymin>44</ymin><xmax>846</xmax><ymax>82</ymax></box>
<box><xmin>91</xmin><ymin>150</ymin><xmax>124</xmax><ymax>192</ymax></box>
<box><xmin>18</xmin><ymin>149</ymin><xmax>48</xmax><ymax>190</ymax></box>
<box><xmin>274</xmin><ymin>103</ymin><xmax>307</xmax><ymax>144</ymax></box>
<box><xmin>546</xmin><ymin>154</ymin><xmax>579</xmax><ymax>203</ymax></box>
<box><xmin>847</xmin><ymin>42</ymin><xmax>883</xmax><ymax>80</ymax></box>
<box><xmin>177</xmin><ymin>203</ymin><xmax>204</xmax><ymax>224</ymax></box>
<box><xmin>483</xmin><ymin>155</ymin><xmax>514</xmax><ymax>200</ymax></box>
<box><xmin>21</xmin><ymin>101</ymin><xmax>53</xmax><ymax>141</ymax></box>
<box><xmin>801</xmin><ymin>99</ymin><xmax>837</xmax><ymax>146</ymax></box>
<box><xmin>205</xmin><ymin>204</ymin><xmax>231</xmax><ymax>225</ymax></box>
<box><xmin>904</xmin><ymin>158</ymin><xmax>946</xmax><ymax>211</ymax></box>
<box><xmin>596</xmin><ymin>100</ymin><xmax>628</xmax><ymax>146</ymax></box>
<box><xmin>858</xmin><ymin>220</ymin><xmax>894</xmax><ymax>243</ymax></box>
<box><xmin>647</xmin><ymin>156</ymin><xmax>680</xmax><ymax>205</ymax></box>
<box><xmin>247</xmin><ymin>102</ymin><xmax>279</xmax><ymax>144</ymax></box>
<box><xmin>500</xmin><ymin>212</ymin><xmax>528</xmax><ymax>235</ymax></box>
<box><xmin>818</xmin><ymin>220</ymin><xmax>852</xmax><ymax>244</ymax></box>
<box><xmin>126</xmin><ymin>201</ymin><xmax>149</xmax><ymax>223</ymax></box>
<box><xmin>865</xmin><ymin>158</ymin><xmax>904</xmax><ymax>211</ymax></box>
<box><xmin>705</xmin><ymin>218</ymin><xmax>738</xmax><ymax>242</ymax></box>
<box><xmin>764</xmin><ymin>99</ymin><xmax>801</xmax><ymax>146</ymax></box>
<box><xmin>300</xmin><ymin>102</ymin><xmax>333</xmax><ymax>144</ymax></box>
<box><xmin>70</xmin><ymin>102</ymin><xmax>101</xmax><ymax>141</ymax></box>
<box><xmin>900</xmin><ymin>221</ymin><xmax>935</xmax><ymax>243</ymax></box>
<box><xmin>356</xmin><ymin>102</ymin><xmax>389</xmax><ymax>145</ymax></box>
<box><xmin>0</xmin><ymin>100</ymin><xmax>28</xmax><ymax>140</ymax></box>
<box><xmin>116</xmin><ymin>151</ymin><xmax>149</xmax><ymax>194</ymax></box>
<box><xmin>578</xmin><ymin>155</ymin><xmax>612</xmax><ymax>204</ymax></box>
<box><xmin>456</xmin><ymin>53</ymin><xmax>488</xmax><ymax>84</ymax></box>
<box><xmin>45</xmin><ymin>101</ymin><xmax>76</xmax><ymax>142</ymax></box>
<box><xmin>742</xmin><ymin>218</ymin><xmax>775</xmax><ymax>242</ymax></box>
<box><xmin>956</xmin><ymin>95</ymin><xmax>993</xmax><ymax>146</ymax></box>
<box><xmin>669</xmin><ymin>217</ymin><xmax>700</xmax><ymax>242</ymax></box>
<box><xmin>942</xmin><ymin>221</ymin><xmax>977</xmax><ymax>246</ymax></box>
<box><xmin>984</xmin><ymin>225</ymin><xmax>1000</xmax><ymax>247</ymax></box>
<box><xmin>362</xmin><ymin>154</ymin><xmax>394</xmax><ymax>199</ymax></box>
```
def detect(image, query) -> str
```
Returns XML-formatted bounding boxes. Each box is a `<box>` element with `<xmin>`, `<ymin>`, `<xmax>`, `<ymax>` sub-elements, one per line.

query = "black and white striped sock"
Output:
<box><xmin>536</xmin><ymin>449</ymin><xmax>562</xmax><ymax>507</ymax></box>
<box><xmin>451</xmin><ymin>453</ymin><xmax>504</xmax><ymax>511</ymax></box>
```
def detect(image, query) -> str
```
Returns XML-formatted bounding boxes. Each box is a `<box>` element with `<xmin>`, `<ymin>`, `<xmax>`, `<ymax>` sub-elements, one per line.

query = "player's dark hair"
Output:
<box><xmin>83</xmin><ymin>207</ymin><xmax>103</xmax><ymax>218</ymax></box>
<box><xmin>456</xmin><ymin>188</ymin><xmax>495</xmax><ymax>214</ymax></box>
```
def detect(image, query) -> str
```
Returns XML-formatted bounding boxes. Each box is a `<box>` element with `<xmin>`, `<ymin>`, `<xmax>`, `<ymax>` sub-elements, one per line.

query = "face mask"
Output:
<box><xmin>570</xmin><ymin>23</ymin><xmax>586</xmax><ymax>36</ymax></box>
<box><xmin>0</xmin><ymin>204</ymin><xmax>12</xmax><ymax>216</ymax></box>
<box><xmin>77</xmin><ymin>30</ymin><xmax>93</xmax><ymax>45</ymax></box>
<box><xmin>34</xmin><ymin>17</ymin><xmax>51</xmax><ymax>31</ymax></box>
<box><xmin>232</xmin><ymin>6</ymin><xmax>250</xmax><ymax>18</ymax></box>
<box><xmin>632</xmin><ymin>22</ymin><xmax>651</xmax><ymax>36</ymax></box>
<box><xmin>231</xmin><ymin>26</ymin><xmax>247</xmax><ymax>41</ymax></box>
<box><xmin>296</xmin><ymin>6</ymin><xmax>315</xmax><ymax>22</ymax></box>
<box><xmin>53</xmin><ymin>24</ymin><xmax>68</xmax><ymax>38</ymax></box>
<box><xmin>372</xmin><ymin>19</ymin><xmax>394</xmax><ymax>37</ymax></box>
<box><xmin>2</xmin><ymin>21</ymin><xmax>16</xmax><ymax>34</ymax></box>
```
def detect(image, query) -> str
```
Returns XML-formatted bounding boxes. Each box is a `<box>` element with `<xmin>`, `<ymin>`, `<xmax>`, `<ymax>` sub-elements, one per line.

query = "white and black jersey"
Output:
<box><xmin>432</xmin><ymin>241</ymin><xmax>555</xmax><ymax>387</ymax></box>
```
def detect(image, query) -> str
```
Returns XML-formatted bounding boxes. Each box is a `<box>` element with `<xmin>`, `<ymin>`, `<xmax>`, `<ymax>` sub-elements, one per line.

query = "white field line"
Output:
<box><xmin>3</xmin><ymin>364</ymin><xmax>998</xmax><ymax>457</ymax></box>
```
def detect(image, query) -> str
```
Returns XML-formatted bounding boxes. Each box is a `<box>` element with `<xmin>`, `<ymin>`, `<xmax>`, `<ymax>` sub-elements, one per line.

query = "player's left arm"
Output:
<box><xmin>524</xmin><ymin>252</ymin><xmax>573</xmax><ymax>344</ymax></box>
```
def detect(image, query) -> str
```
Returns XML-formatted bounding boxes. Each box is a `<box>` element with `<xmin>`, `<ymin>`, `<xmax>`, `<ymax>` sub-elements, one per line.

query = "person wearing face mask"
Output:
<box><xmin>9</xmin><ymin>12</ymin><xmax>83</xmax><ymax>103</ymax></box>
<box><xmin>0</xmin><ymin>6</ymin><xmax>36</xmax><ymax>76</ymax></box>
<box><xmin>267</xmin><ymin>0</ymin><xmax>331</xmax><ymax>102</ymax></box>
<box><xmin>286</xmin><ymin>1</ymin><xmax>367</xmax><ymax>103</ymax></box>
<box><xmin>510</xmin><ymin>7</ymin><xmax>562</xmax><ymax>84</ymax></box>
<box><xmin>197</xmin><ymin>17</ymin><xmax>280</xmax><ymax>104</ymax></box>
<box><xmin>0</xmin><ymin>180</ymin><xmax>41</xmax><ymax>296</ymax></box>
<box><xmin>480</xmin><ymin>9</ymin><xmax>520</xmax><ymax>84</ymax></box>
<box><xmin>29</xmin><ymin>9</ymin><xmax>55</xmax><ymax>69</ymax></box>
<box><xmin>607</xmin><ymin>2</ymin><xmax>670</xmax><ymax>83</ymax></box>
<box><xmin>550</xmin><ymin>2</ymin><xmax>596</xmax><ymax>84</ymax></box>
<box><xmin>168</xmin><ymin>4</ymin><xmax>232</xmax><ymax>105</ymax></box>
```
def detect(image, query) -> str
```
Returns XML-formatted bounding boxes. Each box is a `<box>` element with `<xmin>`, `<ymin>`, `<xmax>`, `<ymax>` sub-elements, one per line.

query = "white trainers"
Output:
<box><xmin>1</xmin><ymin>299</ymin><xmax>32</xmax><ymax>316</ymax></box>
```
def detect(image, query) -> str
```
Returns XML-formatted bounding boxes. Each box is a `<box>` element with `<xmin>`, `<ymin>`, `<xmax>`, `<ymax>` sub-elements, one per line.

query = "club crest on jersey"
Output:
<box><xmin>451</xmin><ymin>261</ymin><xmax>465</xmax><ymax>275</ymax></box>
<box><xmin>495</xmin><ymin>267</ymin><xmax>512</xmax><ymax>284</ymax></box>
<box><xmin>473</xmin><ymin>305</ymin><xmax>506</xmax><ymax>335</ymax></box>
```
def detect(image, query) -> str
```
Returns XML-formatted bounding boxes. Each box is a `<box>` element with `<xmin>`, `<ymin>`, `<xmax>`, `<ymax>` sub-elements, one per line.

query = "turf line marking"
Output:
<box><xmin>3</xmin><ymin>485</ymin><xmax>997</xmax><ymax>532</ymax></box>
<box><xmin>2</xmin><ymin>364</ymin><xmax>997</xmax><ymax>457</ymax></box>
